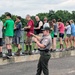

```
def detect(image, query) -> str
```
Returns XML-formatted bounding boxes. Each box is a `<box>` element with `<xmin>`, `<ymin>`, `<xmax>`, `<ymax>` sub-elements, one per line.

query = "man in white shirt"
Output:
<box><xmin>0</xmin><ymin>20</ymin><xmax>3</xmax><ymax>57</ymax></box>
<box><xmin>43</xmin><ymin>17</ymin><xmax>49</xmax><ymax>28</ymax></box>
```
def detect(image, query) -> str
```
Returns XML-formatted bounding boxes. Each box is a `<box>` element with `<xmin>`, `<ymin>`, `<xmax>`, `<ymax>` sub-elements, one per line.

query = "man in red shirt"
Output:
<box><xmin>23</xmin><ymin>15</ymin><xmax>34</xmax><ymax>55</ymax></box>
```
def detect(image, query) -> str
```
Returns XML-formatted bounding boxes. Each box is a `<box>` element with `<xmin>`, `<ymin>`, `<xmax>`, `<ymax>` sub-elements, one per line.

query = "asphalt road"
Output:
<box><xmin>0</xmin><ymin>56</ymin><xmax>75</xmax><ymax>75</ymax></box>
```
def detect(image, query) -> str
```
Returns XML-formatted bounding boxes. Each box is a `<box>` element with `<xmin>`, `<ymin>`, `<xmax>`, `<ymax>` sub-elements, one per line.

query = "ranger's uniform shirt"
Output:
<box><xmin>39</xmin><ymin>35</ymin><xmax>52</xmax><ymax>50</ymax></box>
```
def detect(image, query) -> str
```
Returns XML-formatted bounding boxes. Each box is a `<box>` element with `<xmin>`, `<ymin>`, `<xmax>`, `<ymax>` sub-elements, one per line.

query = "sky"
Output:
<box><xmin>0</xmin><ymin>0</ymin><xmax>75</xmax><ymax>18</ymax></box>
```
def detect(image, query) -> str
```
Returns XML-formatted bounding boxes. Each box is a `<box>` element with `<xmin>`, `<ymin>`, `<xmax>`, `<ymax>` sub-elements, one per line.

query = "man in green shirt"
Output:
<box><xmin>4</xmin><ymin>13</ymin><xmax>14</xmax><ymax>56</ymax></box>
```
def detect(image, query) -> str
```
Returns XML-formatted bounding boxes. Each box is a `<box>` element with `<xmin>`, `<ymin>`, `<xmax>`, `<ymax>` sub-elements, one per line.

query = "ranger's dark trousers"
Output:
<box><xmin>36</xmin><ymin>52</ymin><xmax>51</xmax><ymax>75</ymax></box>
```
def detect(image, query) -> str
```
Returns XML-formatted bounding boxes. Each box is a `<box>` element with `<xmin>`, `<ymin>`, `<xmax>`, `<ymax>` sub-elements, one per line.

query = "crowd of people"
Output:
<box><xmin>0</xmin><ymin>12</ymin><xmax>75</xmax><ymax>57</ymax></box>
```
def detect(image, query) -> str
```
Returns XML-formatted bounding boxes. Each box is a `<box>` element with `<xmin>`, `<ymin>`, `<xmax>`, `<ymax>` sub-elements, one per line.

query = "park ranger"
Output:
<box><xmin>31</xmin><ymin>27</ymin><xmax>52</xmax><ymax>75</ymax></box>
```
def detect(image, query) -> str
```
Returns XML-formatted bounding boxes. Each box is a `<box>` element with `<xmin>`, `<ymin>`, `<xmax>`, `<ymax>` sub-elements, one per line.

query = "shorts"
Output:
<box><xmin>59</xmin><ymin>33</ymin><xmax>64</xmax><ymax>39</ymax></box>
<box><xmin>5</xmin><ymin>36</ymin><xmax>13</xmax><ymax>44</ymax></box>
<box><xmin>14</xmin><ymin>37</ymin><xmax>20</xmax><ymax>44</ymax></box>
<box><xmin>71</xmin><ymin>33</ymin><xmax>75</xmax><ymax>37</ymax></box>
<box><xmin>66</xmin><ymin>34</ymin><xmax>71</xmax><ymax>37</ymax></box>
<box><xmin>0</xmin><ymin>38</ymin><xmax>3</xmax><ymax>46</ymax></box>
<box><xmin>26</xmin><ymin>36</ymin><xmax>32</xmax><ymax>45</ymax></box>
<box><xmin>54</xmin><ymin>35</ymin><xmax>57</xmax><ymax>37</ymax></box>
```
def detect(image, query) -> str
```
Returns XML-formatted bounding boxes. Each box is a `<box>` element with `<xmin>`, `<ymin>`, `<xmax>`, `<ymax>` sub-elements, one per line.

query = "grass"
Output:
<box><xmin>12</xmin><ymin>41</ymin><xmax>66</xmax><ymax>53</ymax></box>
<box><xmin>12</xmin><ymin>42</ymin><xmax>35</xmax><ymax>52</ymax></box>
<box><xmin>12</xmin><ymin>33</ymin><xmax>67</xmax><ymax>52</ymax></box>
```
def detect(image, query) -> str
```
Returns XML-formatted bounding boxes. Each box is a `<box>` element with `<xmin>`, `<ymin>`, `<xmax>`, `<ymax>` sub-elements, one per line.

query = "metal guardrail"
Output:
<box><xmin>3</xmin><ymin>29</ymin><xmax>65</xmax><ymax>54</ymax></box>
<box><xmin>20</xmin><ymin>29</ymin><xmax>25</xmax><ymax>52</ymax></box>
<box><xmin>3</xmin><ymin>29</ymin><xmax>26</xmax><ymax>54</ymax></box>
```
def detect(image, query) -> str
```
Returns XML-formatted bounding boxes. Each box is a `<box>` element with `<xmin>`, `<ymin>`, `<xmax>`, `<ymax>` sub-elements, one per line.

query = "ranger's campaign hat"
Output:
<box><xmin>42</xmin><ymin>27</ymin><xmax>50</xmax><ymax>31</ymax></box>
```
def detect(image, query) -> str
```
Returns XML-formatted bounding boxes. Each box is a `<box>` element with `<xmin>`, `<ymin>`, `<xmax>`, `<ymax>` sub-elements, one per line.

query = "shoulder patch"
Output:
<box><xmin>44</xmin><ymin>39</ymin><xmax>48</xmax><ymax>41</ymax></box>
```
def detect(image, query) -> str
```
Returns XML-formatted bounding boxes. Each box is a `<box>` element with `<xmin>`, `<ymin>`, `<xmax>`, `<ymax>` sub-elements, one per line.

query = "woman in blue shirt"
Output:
<box><xmin>64</xmin><ymin>21</ymin><xmax>71</xmax><ymax>50</ymax></box>
<box><xmin>70</xmin><ymin>20</ymin><xmax>75</xmax><ymax>49</ymax></box>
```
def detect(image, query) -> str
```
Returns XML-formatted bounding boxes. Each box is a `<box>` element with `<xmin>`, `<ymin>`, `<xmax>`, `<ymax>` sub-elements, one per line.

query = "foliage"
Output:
<box><xmin>0</xmin><ymin>10</ymin><xmax>75</xmax><ymax>27</ymax></box>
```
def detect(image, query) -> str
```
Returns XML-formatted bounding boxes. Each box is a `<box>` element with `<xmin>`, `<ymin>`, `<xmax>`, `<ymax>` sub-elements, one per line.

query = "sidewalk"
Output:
<box><xmin>0</xmin><ymin>50</ymin><xmax>75</xmax><ymax>65</ymax></box>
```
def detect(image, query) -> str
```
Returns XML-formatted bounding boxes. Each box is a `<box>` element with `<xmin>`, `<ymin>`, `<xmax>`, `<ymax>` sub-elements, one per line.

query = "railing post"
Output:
<box><xmin>21</xmin><ymin>29</ymin><xmax>25</xmax><ymax>52</ymax></box>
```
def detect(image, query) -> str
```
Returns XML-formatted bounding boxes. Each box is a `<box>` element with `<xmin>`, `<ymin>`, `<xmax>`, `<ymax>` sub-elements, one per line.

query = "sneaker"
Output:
<box><xmin>73</xmin><ymin>47</ymin><xmax>75</xmax><ymax>50</ymax></box>
<box><xmin>22</xmin><ymin>50</ymin><xmax>29</xmax><ymax>55</ymax></box>
<box><xmin>6</xmin><ymin>53</ymin><xmax>12</xmax><ymax>56</ymax></box>
<box><xmin>55</xmin><ymin>49</ymin><xmax>60</xmax><ymax>52</ymax></box>
<box><xmin>50</xmin><ymin>49</ymin><xmax>53</xmax><ymax>52</ymax></box>
<box><xmin>70</xmin><ymin>46</ymin><xmax>74</xmax><ymax>50</ymax></box>
<box><xmin>65</xmin><ymin>48</ymin><xmax>69</xmax><ymax>51</ymax></box>
<box><xmin>15</xmin><ymin>49</ymin><xmax>22</xmax><ymax>56</ymax></box>
<box><xmin>35</xmin><ymin>50</ymin><xmax>39</xmax><ymax>54</ymax></box>
<box><xmin>53</xmin><ymin>49</ymin><xmax>56</xmax><ymax>52</ymax></box>
<box><xmin>7</xmin><ymin>50</ymin><xmax>12</xmax><ymax>56</ymax></box>
<box><xmin>50</xmin><ymin>49</ymin><xmax>56</xmax><ymax>52</ymax></box>
<box><xmin>32</xmin><ymin>50</ymin><xmax>35</xmax><ymax>54</ymax></box>
<box><xmin>60</xmin><ymin>49</ymin><xmax>63</xmax><ymax>52</ymax></box>
<box><xmin>15</xmin><ymin>52</ymin><xmax>20</xmax><ymax>56</ymax></box>
<box><xmin>32</xmin><ymin>49</ymin><xmax>39</xmax><ymax>54</ymax></box>
<box><xmin>60</xmin><ymin>49</ymin><xmax>65</xmax><ymax>52</ymax></box>
<box><xmin>29</xmin><ymin>51</ymin><xmax>32</xmax><ymax>55</ymax></box>
<box><xmin>3</xmin><ymin>56</ymin><xmax>11</xmax><ymax>59</ymax></box>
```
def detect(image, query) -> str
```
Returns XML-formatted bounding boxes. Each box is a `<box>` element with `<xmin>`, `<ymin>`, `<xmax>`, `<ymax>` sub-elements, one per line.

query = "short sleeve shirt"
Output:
<box><xmin>43</xmin><ymin>23</ymin><xmax>50</xmax><ymax>28</ymax></box>
<box><xmin>65</xmin><ymin>25</ymin><xmax>71</xmax><ymax>34</ymax></box>
<box><xmin>40</xmin><ymin>35</ymin><xmax>52</xmax><ymax>50</ymax></box>
<box><xmin>15</xmin><ymin>22</ymin><xmax>22</xmax><ymax>37</ymax></box>
<box><xmin>58</xmin><ymin>22</ymin><xmax>65</xmax><ymax>34</ymax></box>
<box><xmin>27</xmin><ymin>20</ymin><xmax>34</xmax><ymax>37</ymax></box>
<box><xmin>4</xmin><ymin>19</ymin><xmax>14</xmax><ymax>37</ymax></box>
<box><xmin>71</xmin><ymin>23</ymin><xmax>75</xmax><ymax>34</ymax></box>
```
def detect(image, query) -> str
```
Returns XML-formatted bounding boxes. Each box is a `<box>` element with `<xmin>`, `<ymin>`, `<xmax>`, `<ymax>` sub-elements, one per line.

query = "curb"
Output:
<box><xmin>0</xmin><ymin>50</ymin><xmax>75</xmax><ymax>65</ymax></box>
